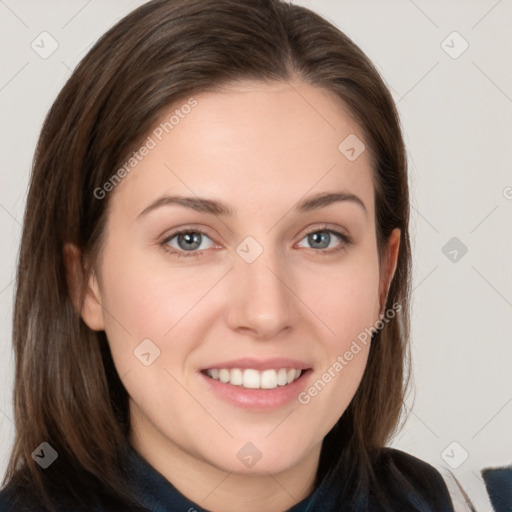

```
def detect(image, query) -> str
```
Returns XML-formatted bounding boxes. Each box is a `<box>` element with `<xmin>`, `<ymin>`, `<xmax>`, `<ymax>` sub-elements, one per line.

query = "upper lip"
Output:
<box><xmin>201</xmin><ymin>357</ymin><xmax>311</xmax><ymax>371</ymax></box>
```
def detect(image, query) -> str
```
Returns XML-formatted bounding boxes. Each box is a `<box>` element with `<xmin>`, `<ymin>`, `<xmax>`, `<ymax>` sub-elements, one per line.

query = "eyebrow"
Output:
<box><xmin>137</xmin><ymin>190</ymin><xmax>367</xmax><ymax>218</ymax></box>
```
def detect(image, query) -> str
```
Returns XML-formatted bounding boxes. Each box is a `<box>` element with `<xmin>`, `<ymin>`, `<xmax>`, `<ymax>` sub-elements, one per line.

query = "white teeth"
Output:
<box><xmin>260</xmin><ymin>369</ymin><xmax>277</xmax><ymax>389</ymax></box>
<box><xmin>277</xmin><ymin>368</ymin><xmax>288</xmax><ymax>386</ymax></box>
<box><xmin>205</xmin><ymin>367</ymin><xmax>303</xmax><ymax>389</ymax></box>
<box><xmin>230</xmin><ymin>368</ymin><xmax>243</xmax><ymax>386</ymax></box>
<box><xmin>243</xmin><ymin>369</ymin><xmax>260</xmax><ymax>389</ymax></box>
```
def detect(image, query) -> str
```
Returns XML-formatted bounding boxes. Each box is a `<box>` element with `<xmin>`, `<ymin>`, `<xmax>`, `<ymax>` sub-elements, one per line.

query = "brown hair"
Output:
<box><xmin>3</xmin><ymin>0</ymin><xmax>411</xmax><ymax>508</ymax></box>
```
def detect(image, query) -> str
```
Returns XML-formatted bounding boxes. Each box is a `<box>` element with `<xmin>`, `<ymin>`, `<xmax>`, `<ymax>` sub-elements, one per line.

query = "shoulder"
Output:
<box><xmin>0</xmin><ymin>483</ymin><xmax>81</xmax><ymax>512</ymax></box>
<box><xmin>373</xmin><ymin>446</ymin><xmax>447</xmax><ymax>483</ymax></box>
<box><xmin>0</xmin><ymin>484</ymin><xmax>22</xmax><ymax>512</ymax></box>
<box><xmin>368</xmin><ymin>447</ymin><xmax>454</xmax><ymax>511</ymax></box>
<box><xmin>0</xmin><ymin>483</ymin><xmax>55</xmax><ymax>512</ymax></box>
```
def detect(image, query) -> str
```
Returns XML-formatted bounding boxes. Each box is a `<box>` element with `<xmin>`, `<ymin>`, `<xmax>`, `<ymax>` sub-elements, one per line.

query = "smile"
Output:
<box><xmin>204</xmin><ymin>368</ymin><xmax>302</xmax><ymax>389</ymax></box>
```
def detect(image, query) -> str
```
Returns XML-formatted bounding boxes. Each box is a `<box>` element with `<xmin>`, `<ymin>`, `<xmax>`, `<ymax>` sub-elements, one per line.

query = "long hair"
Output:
<box><xmin>3</xmin><ymin>0</ymin><xmax>411</xmax><ymax>509</ymax></box>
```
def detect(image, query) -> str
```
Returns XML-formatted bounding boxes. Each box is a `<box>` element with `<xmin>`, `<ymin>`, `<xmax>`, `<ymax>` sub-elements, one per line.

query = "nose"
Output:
<box><xmin>225</xmin><ymin>245</ymin><xmax>299</xmax><ymax>340</ymax></box>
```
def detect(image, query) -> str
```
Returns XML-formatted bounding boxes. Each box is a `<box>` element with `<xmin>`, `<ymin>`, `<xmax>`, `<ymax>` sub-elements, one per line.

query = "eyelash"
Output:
<box><xmin>160</xmin><ymin>226</ymin><xmax>352</xmax><ymax>259</ymax></box>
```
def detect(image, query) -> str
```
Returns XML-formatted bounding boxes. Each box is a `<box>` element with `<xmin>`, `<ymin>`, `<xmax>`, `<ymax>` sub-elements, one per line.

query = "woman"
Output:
<box><xmin>0</xmin><ymin>0</ymin><xmax>456</xmax><ymax>510</ymax></box>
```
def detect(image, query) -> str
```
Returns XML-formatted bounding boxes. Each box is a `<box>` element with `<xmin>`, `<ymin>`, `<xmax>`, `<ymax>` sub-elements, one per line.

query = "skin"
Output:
<box><xmin>67</xmin><ymin>78</ymin><xmax>400</xmax><ymax>512</ymax></box>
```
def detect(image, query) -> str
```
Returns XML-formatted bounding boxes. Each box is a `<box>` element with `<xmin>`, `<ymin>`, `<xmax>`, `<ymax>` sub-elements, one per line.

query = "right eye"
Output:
<box><xmin>161</xmin><ymin>230</ymin><xmax>216</xmax><ymax>258</ymax></box>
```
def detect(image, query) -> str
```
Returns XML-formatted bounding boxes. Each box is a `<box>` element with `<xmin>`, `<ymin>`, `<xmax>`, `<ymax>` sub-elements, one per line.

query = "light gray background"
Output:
<box><xmin>1</xmin><ymin>1</ymin><xmax>511</xmax><ymax>510</ymax></box>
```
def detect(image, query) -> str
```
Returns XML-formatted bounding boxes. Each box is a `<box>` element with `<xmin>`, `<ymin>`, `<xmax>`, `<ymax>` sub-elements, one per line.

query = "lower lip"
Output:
<box><xmin>199</xmin><ymin>370</ymin><xmax>312</xmax><ymax>410</ymax></box>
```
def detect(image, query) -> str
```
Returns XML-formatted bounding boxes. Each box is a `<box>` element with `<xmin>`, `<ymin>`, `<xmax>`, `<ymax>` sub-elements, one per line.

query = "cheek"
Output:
<box><xmin>96</xmin><ymin>252</ymin><xmax>219</xmax><ymax>416</ymax></box>
<box><xmin>97</xmin><ymin>248</ymin><xmax>208</xmax><ymax>358</ymax></box>
<box><xmin>296</xmin><ymin>250</ymin><xmax>381</xmax><ymax>347</ymax></box>
<box><xmin>103</xmin><ymin>238</ymin><xmax>216</xmax><ymax>316</ymax></box>
<box><xmin>292</xmin><ymin>246</ymin><xmax>380</xmax><ymax>416</ymax></box>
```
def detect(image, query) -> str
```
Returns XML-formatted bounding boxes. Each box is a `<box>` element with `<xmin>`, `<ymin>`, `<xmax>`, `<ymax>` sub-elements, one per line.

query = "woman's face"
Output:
<box><xmin>81</xmin><ymin>79</ymin><xmax>399</xmax><ymax>477</ymax></box>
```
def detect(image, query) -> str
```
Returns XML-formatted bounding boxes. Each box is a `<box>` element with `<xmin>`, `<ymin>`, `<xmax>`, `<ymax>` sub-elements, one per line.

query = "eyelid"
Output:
<box><xmin>299</xmin><ymin>223</ymin><xmax>351</xmax><ymax>240</ymax></box>
<box><xmin>160</xmin><ymin>224</ymin><xmax>217</xmax><ymax>243</ymax></box>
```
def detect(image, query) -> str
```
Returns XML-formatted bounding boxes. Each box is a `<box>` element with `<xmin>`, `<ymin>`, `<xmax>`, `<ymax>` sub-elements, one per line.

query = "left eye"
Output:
<box><xmin>297</xmin><ymin>230</ymin><xmax>345</xmax><ymax>250</ymax></box>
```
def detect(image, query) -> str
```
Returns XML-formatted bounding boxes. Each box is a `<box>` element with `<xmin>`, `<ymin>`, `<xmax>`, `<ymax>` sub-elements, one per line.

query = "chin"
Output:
<box><xmin>199</xmin><ymin>438</ymin><xmax>311</xmax><ymax>476</ymax></box>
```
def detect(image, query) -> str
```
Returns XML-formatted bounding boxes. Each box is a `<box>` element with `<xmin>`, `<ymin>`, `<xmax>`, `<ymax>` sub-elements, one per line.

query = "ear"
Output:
<box><xmin>378</xmin><ymin>228</ymin><xmax>401</xmax><ymax>314</ymax></box>
<box><xmin>63</xmin><ymin>243</ymin><xmax>106</xmax><ymax>331</ymax></box>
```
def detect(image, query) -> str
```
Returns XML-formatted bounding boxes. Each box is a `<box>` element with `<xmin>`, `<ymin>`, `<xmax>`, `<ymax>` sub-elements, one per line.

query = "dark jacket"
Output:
<box><xmin>0</xmin><ymin>446</ymin><xmax>455</xmax><ymax>511</ymax></box>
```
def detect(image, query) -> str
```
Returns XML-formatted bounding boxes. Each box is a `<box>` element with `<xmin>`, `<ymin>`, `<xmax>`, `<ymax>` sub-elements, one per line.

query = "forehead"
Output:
<box><xmin>109</xmin><ymin>79</ymin><xmax>375</xmax><ymax>221</ymax></box>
